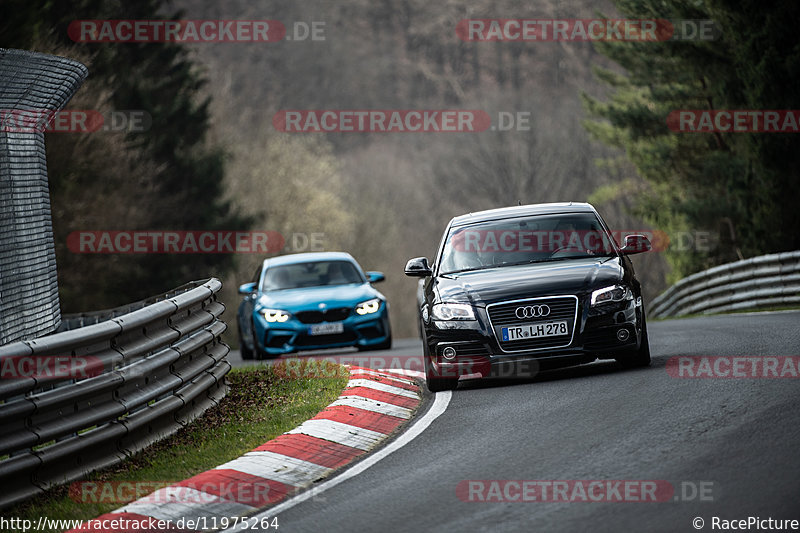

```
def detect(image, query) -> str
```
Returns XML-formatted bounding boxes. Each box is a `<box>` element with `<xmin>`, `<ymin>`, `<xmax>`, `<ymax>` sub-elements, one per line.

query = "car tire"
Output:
<box><xmin>239</xmin><ymin>322</ymin><xmax>254</xmax><ymax>360</ymax></box>
<box><xmin>425</xmin><ymin>355</ymin><xmax>458</xmax><ymax>392</ymax></box>
<box><xmin>616</xmin><ymin>313</ymin><xmax>651</xmax><ymax>368</ymax></box>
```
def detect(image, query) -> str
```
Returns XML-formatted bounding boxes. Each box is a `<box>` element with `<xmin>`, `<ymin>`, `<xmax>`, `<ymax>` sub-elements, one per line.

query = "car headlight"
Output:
<box><xmin>261</xmin><ymin>308</ymin><xmax>291</xmax><ymax>322</ymax></box>
<box><xmin>431</xmin><ymin>303</ymin><xmax>476</xmax><ymax>321</ymax></box>
<box><xmin>591</xmin><ymin>285</ymin><xmax>633</xmax><ymax>306</ymax></box>
<box><xmin>356</xmin><ymin>298</ymin><xmax>381</xmax><ymax>315</ymax></box>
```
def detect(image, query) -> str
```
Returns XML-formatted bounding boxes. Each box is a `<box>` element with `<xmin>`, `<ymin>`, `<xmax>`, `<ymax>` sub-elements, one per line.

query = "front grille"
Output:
<box><xmin>487</xmin><ymin>296</ymin><xmax>578</xmax><ymax>352</ymax></box>
<box><xmin>295</xmin><ymin>307</ymin><xmax>352</xmax><ymax>324</ymax></box>
<box><xmin>488</xmin><ymin>298</ymin><xmax>577</xmax><ymax>325</ymax></box>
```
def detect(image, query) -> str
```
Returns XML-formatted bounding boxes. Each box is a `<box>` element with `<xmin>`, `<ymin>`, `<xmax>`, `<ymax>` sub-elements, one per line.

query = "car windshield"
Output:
<box><xmin>439</xmin><ymin>213</ymin><xmax>616</xmax><ymax>275</ymax></box>
<box><xmin>261</xmin><ymin>260</ymin><xmax>364</xmax><ymax>290</ymax></box>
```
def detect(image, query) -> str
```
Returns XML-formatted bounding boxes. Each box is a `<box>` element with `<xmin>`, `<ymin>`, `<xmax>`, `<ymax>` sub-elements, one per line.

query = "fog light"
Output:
<box><xmin>442</xmin><ymin>346</ymin><xmax>457</xmax><ymax>360</ymax></box>
<box><xmin>617</xmin><ymin>328</ymin><xmax>630</xmax><ymax>342</ymax></box>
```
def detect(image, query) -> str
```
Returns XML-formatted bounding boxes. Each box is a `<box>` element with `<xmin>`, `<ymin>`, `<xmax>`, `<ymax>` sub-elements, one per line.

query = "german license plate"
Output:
<box><xmin>501</xmin><ymin>321</ymin><xmax>568</xmax><ymax>341</ymax></box>
<box><xmin>309</xmin><ymin>322</ymin><xmax>345</xmax><ymax>336</ymax></box>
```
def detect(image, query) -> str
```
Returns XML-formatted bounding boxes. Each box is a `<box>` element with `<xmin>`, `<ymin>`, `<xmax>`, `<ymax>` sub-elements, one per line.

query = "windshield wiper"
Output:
<box><xmin>527</xmin><ymin>257</ymin><xmax>573</xmax><ymax>264</ymax></box>
<box><xmin>501</xmin><ymin>255</ymin><xmax>615</xmax><ymax>267</ymax></box>
<box><xmin>441</xmin><ymin>265</ymin><xmax>496</xmax><ymax>275</ymax></box>
<box><xmin>498</xmin><ymin>257</ymin><xmax>572</xmax><ymax>267</ymax></box>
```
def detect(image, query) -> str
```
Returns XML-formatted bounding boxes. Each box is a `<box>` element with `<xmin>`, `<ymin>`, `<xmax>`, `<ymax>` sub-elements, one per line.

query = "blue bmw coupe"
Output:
<box><xmin>236</xmin><ymin>252</ymin><xmax>391</xmax><ymax>359</ymax></box>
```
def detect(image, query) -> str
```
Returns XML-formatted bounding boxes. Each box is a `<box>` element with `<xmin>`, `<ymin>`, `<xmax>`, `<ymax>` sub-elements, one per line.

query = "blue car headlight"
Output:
<box><xmin>260</xmin><ymin>308</ymin><xmax>291</xmax><ymax>322</ymax></box>
<box><xmin>356</xmin><ymin>298</ymin><xmax>381</xmax><ymax>315</ymax></box>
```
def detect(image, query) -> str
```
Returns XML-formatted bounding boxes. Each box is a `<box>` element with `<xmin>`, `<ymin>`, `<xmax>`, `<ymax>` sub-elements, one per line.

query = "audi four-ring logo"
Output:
<box><xmin>515</xmin><ymin>305</ymin><xmax>550</xmax><ymax>319</ymax></box>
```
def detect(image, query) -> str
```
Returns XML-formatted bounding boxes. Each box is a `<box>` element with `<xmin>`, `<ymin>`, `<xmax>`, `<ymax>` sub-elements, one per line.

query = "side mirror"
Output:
<box><xmin>238</xmin><ymin>282</ymin><xmax>257</xmax><ymax>295</ymax></box>
<box><xmin>366</xmin><ymin>271</ymin><xmax>385</xmax><ymax>283</ymax></box>
<box><xmin>404</xmin><ymin>257</ymin><xmax>432</xmax><ymax>277</ymax></box>
<box><xmin>620</xmin><ymin>234</ymin><xmax>652</xmax><ymax>255</ymax></box>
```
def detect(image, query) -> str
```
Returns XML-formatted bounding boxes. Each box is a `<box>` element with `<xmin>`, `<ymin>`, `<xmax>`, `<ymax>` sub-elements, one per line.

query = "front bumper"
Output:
<box><xmin>422</xmin><ymin>296</ymin><xmax>643</xmax><ymax>379</ymax></box>
<box><xmin>254</xmin><ymin>305</ymin><xmax>390</xmax><ymax>356</ymax></box>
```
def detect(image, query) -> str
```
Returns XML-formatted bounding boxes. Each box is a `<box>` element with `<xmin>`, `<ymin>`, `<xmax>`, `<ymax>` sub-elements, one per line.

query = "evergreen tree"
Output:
<box><xmin>583</xmin><ymin>0</ymin><xmax>800</xmax><ymax>280</ymax></box>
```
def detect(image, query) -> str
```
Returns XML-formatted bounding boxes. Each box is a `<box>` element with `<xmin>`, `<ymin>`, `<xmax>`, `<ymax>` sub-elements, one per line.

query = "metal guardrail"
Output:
<box><xmin>648</xmin><ymin>251</ymin><xmax>800</xmax><ymax>319</ymax></box>
<box><xmin>57</xmin><ymin>281</ymin><xmax>210</xmax><ymax>331</ymax></box>
<box><xmin>0</xmin><ymin>278</ymin><xmax>230</xmax><ymax>510</ymax></box>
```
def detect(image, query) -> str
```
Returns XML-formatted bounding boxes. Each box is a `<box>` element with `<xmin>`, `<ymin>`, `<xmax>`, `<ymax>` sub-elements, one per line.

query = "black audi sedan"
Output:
<box><xmin>405</xmin><ymin>202</ymin><xmax>652</xmax><ymax>392</ymax></box>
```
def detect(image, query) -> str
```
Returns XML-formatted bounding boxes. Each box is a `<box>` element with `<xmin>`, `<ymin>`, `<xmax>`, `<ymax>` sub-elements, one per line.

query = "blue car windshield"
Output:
<box><xmin>261</xmin><ymin>261</ymin><xmax>364</xmax><ymax>290</ymax></box>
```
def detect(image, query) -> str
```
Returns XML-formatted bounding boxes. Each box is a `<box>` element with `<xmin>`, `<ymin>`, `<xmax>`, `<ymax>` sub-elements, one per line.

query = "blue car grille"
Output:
<box><xmin>295</xmin><ymin>307</ymin><xmax>352</xmax><ymax>324</ymax></box>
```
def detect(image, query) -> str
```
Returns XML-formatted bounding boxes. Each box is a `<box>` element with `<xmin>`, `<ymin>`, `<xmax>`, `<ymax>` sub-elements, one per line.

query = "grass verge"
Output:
<box><xmin>3</xmin><ymin>361</ymin><xmax>349</xmax><ymax>532</ymax></box>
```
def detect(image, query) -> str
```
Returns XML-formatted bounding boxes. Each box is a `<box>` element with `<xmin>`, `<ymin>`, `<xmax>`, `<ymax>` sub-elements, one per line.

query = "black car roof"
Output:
<box><xmin>449</xmin><ymin>202</ymin><xmax>597</xmax><ymax>227</ymax></box>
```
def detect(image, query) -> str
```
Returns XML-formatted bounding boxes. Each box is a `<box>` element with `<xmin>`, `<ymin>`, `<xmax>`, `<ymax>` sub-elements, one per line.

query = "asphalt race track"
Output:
<box><xmin>239</xmin><ymin>310</ymin><xmax>800</xmax><ymax>532</ymax></box>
